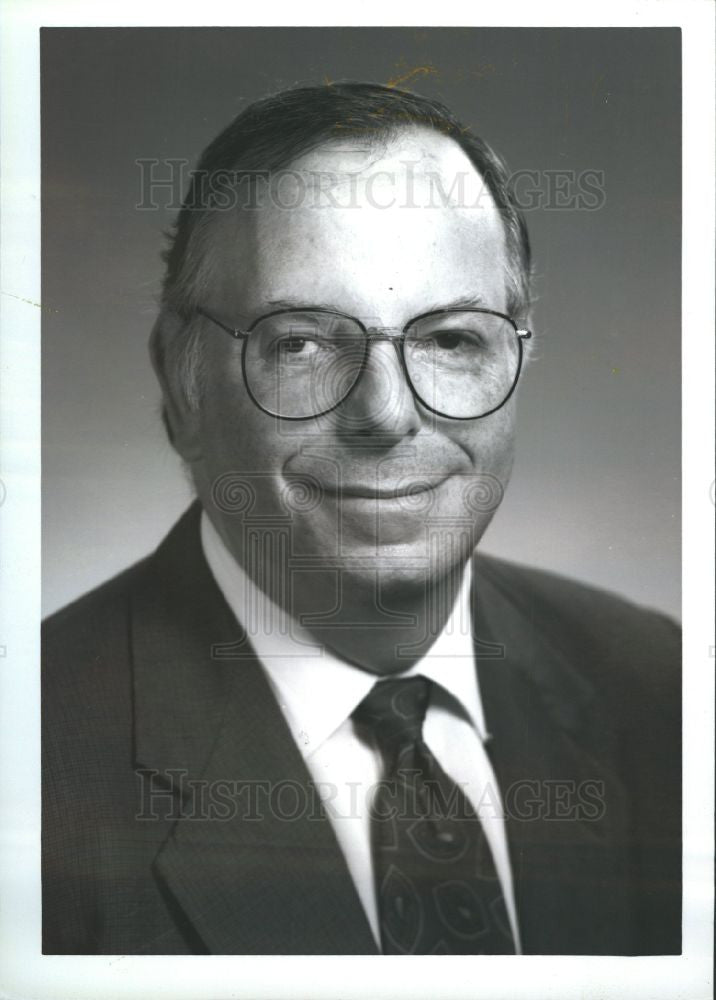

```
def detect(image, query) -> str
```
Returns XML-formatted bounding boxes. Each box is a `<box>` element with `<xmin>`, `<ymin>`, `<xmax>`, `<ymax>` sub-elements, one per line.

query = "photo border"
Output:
<box><xmin>1</xmin><ymin>2</ymin><xmax>713</xmax><ymax>998</ymax></box>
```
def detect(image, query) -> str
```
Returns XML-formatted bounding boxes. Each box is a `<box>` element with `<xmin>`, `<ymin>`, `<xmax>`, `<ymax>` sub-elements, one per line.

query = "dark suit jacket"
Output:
<box><xmin>42</xmin><ymin>503</ymin><xmax>681</xmax><ymax>955</ymax></box>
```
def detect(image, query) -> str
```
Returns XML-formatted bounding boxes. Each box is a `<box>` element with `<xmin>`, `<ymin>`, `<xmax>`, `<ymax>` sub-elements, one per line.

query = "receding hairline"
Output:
<box><xmin>184</xmin><ymin>123</ymin><xmax>512</xmax><ymax>314</ymax></box>
<box><xmin>273</xmin><ymin>125</ymin><xmax>507</xmax><ymax>209</ymax></box>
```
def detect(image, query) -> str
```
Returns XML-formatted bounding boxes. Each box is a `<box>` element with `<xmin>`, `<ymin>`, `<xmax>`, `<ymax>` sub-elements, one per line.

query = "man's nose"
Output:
<box><xmin>335</xmin><ymin>334</ymin><xmax>422</xmax><ymax>438</ymax></box>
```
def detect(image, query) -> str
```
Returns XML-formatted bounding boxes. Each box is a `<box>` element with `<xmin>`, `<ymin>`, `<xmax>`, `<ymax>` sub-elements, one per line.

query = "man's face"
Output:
<box><xmin>185</xmin><ymin>129</ymin><xmax>519</xmax><ymax>597</ymax></box>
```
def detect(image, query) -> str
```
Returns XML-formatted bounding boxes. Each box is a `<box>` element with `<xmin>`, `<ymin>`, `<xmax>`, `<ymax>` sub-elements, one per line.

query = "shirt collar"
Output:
<box><xmin>200</xmin><ymin>510</ymin><xmax>488</xmax><ymax>756</ymax></box>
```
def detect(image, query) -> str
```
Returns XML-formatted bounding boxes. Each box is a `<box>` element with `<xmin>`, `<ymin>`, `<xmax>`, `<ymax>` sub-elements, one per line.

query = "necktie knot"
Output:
<box><xmin>353</xmin><ymin>676</ymin><xmax>431</xmax><ymax>763</ymax></box>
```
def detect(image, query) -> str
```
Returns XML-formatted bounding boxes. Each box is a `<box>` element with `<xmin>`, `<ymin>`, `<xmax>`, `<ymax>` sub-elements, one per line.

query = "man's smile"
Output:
<box><xmin>320</xmin><ymin>476</ymin><xmax>450</xmax><ymax>500</ymax></box>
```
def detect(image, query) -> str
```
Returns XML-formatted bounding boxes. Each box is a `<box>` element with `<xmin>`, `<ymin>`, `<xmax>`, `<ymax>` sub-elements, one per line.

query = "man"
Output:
<box><xmin>42</xmin><ymin>82</ymin><xmax>681</xmax><ymax>956</ymax></box>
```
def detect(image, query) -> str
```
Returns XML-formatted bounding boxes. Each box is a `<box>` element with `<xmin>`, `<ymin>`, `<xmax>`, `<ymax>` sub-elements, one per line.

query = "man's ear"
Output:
<box><xmin>149</xmin><ymin>310</ymin><xmax>204</xmax><ymax>463</ymax></box>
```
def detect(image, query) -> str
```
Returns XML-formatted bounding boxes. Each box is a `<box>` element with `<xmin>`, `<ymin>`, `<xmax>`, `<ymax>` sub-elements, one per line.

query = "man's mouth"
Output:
<box><xmin>322</xmin><ymin>478</ymin><xmax>448</xmax><ymax>500</ymax></box>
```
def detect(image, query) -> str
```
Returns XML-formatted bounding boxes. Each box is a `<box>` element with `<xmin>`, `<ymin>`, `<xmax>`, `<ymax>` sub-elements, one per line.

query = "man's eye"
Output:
<box><xmin>424</xmin><ymin>330</ymin><xmax>484</xmax><ymax>351</ymax></box>
<box><xmin>433</xmin><ymin>331</ymin><xmax>467</xmax><ymax>350</ymax></box>
<box><xmin>276</xmin><ymin>336</ymin><xmax>315</xmax><ymax>356</ymax></box>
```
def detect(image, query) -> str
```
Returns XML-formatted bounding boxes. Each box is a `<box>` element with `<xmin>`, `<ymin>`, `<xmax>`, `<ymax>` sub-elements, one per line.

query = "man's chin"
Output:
<box><xmin>332</xmin><ymin>540</ymin><xmax>476</xmax><ymax>595</ymax></box>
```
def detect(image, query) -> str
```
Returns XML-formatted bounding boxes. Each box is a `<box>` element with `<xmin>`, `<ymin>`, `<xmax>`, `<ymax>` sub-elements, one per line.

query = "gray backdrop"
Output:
<box><xmin>41</xmin><ymin>26</ymin><xmax>681</xmax><ymax>619</ymax></box>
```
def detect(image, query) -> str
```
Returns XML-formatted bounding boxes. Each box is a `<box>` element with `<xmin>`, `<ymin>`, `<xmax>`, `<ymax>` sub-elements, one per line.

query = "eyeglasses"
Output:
<box><xmin>197</xmin><ymin>305</ymin><xmax>532</xmax><ymax>421</ymax></box>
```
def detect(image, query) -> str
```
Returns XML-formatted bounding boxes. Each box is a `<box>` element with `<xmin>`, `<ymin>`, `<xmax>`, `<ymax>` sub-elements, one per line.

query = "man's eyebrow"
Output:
<box><xmin>260</xmin><ymin>294</ymin><xmax>486</xmax><ymax>315</ymax></box>
<box><xmin>423</xmin><ymin>294</ymin><xmax>485</xmax><ymax>311</ymax></box>
<box><xmin>262</xmin><ymin>299</ymin><xmax>342</xmax><ymax>312</ymax></box>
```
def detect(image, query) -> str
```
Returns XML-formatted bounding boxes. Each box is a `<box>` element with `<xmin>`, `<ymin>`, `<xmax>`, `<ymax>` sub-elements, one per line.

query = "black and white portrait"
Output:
<box><xmin>1</xmin><ymin>9</ymin><xmax>713</xmax><ymax>999</ymax></box>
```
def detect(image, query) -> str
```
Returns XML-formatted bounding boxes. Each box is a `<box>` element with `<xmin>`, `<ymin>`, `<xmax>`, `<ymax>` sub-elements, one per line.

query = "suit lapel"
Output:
<box><xmin>131</xmin><ymin>504</ymin><xmax>377</xmax><ymax>954</ymax></box>
<box><xmin>471</xmin><ymin>556</ymin><xmax>633</xmax><ymax>955</ymax></box>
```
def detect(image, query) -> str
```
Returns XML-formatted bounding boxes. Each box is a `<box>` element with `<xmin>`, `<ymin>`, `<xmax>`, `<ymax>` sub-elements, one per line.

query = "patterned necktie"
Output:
<box><xmin>353</xmin><ymin>676</ymin><xmax>516</xmax><ymax>955</ymax></box>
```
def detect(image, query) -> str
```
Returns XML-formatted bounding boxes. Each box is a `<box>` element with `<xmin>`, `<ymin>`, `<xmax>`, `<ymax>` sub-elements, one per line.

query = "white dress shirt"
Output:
<box><xmin>201</xmin><ymin>511</ymin><xmax>521</xmax><ymax>951</ymax></box>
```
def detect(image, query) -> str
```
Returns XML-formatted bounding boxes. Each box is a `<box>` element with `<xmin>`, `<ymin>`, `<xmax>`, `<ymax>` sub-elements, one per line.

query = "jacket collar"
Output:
<box><xmin>131</xmin><ymin>502</ymin><xmax>378</xmax><ymax>953</ymax></box>
<box><xmin>471</xmin><ymin>553</ymin><xmax>598</xmax><ymax>736</ymax></box>
<box><xmin>470</xmin><ymin>555</ymin><xmax>633</xmax><ymax>954</ymax></box>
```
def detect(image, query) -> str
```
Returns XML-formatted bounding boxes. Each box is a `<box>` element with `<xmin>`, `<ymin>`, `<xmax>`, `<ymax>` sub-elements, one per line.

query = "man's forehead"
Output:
<box><xmin>281</xmin><ymin>127</ymin><xmax>499</xmax><ymax>211</ymax></box>
<box><xmin>210</xmin><ymin>127</ymin><xmax>504</xmax><ymax>255</ymax></box>
<box><xmin>206</xmin><ymin>126</ymin><xmax>508</xmax><ymax>316</ymax></box>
